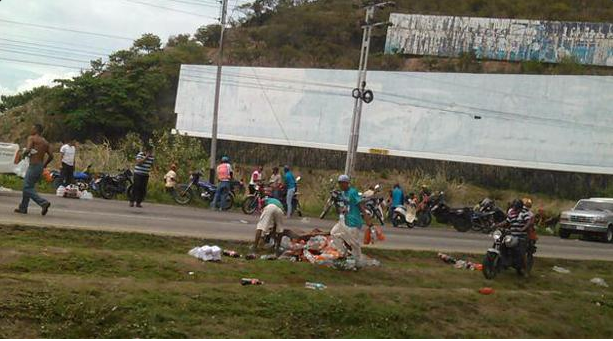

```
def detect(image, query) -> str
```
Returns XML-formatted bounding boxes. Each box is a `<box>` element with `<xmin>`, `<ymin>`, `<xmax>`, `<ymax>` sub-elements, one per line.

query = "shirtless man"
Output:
<box><xmin>14</xmin><ymin>124</ymin><xmax>53</xmax><ymax>215</ymax></box>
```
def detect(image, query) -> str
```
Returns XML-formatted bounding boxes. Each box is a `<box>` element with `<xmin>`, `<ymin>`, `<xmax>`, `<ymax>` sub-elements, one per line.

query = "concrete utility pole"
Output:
<box><xmin>344</xmin><ymin>1</ymin><xmax>394</xmax><ymax>177</ymax></box>
<box><xmin>209</xmin><ymin>0</ymin><xmax>228</xmax><ymax>183</ymax></box>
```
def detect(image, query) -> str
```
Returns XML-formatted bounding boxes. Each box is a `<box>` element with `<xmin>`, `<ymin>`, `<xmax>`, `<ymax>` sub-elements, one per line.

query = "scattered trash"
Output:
<box><xmin>188</xmin><ymin>245</ymin><xmax>222</xmax><ymax>262</ymax></box>
<box><xmin>56</xmin><ymin>185</ymin><xmax>66</xmax><ymax>197</ymax></box>
<box><xmin>188</xmin><ymin>271</ymin><xmax>195</xmax><ymax>276</ymax></box>
<box><xmin>0</xmin><ymin>186</ymin><xmax>12</xmax><ymax>192</ymax></box>
<box><xmin>552</xmin><ymin>266</ymin><xmax>571</xmax><ymax>274</ymax></box>
<box><xmin>80</xmin><ymin>190</ymin><xmax>93</xmax><ymax>200</ymax></box>
<box><xmin>301</xmin><ymin>217</ymin><xmax>311</xmax><ymax>223</ymax></box>
<box><xmin>591</xmin><ymin>277</ymin><xmax>609</xmax><ymax>288</ymax></box>
<box><xmin>239</xmin><ymin>220</ymin><xmax>249</xmax><ymax>224</ymax></box>
<box><xmin>111</xmin><ymin>306</ymin><xmax>118</xmax><ymax>312</ymax></box>
<box><xmin>260</xmin><ymin>254</ymin><xmax>277</xmax><ymax>260</ymax></box>
<box><xmin>223</xmin><ymin>250</ymin><xmax>241</xmax><ymax>258</ymax></box>
<box><xmin>305</xmin><ymin>282</ymin><xmax>327</xmax><ymax>290</ymax></box>
<box><xmin>241</xmin><ymin>278</ymin><xmax>264</xmax><ymax>286</ymax></box>
<box><xmin>245</xmin><ymin>254</ymin><xmax>257</xmax><ymax>260</ymax></box>
<box><xmin>363</xmin><ymin>226</ymin><xmax>385</xmax><ymax>245</ymax></box>
<box><xmin>546</xmin><ymin>227</ymin><xmax>554</xmax><ymax>235</ymax></box>
<box><xmin>479</xmin><ymin>287</ymin><xmax>495</xmax><ymax>295</ymax></box>
<box><xmin>438</xmin><ymin>253</ymin><xmax>482</xmax><ymax>271</ymax></box>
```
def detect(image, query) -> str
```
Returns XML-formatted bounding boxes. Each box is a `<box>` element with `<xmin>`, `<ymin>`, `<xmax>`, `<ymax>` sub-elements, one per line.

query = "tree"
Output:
<box><xmin>133</xmin><ymin>33</ymin><xmax>162</xmax><ymax>54</ymax></box>
<box><xmin>194</xmin><ymin>24</ymin><xmax>221</xmax><ymax>47</ymax></box>
<box><xmin>166</xmin><ymin>34</ymin><xmax>191</xmax><ymax>47</ymax></box>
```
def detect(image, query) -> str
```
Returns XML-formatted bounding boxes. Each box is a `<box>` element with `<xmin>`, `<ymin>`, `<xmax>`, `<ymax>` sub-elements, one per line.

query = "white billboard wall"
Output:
<box><xmin>174</xmin><ymin>65</ymin><xmax>613</xmax><ymax>174</ymax></box>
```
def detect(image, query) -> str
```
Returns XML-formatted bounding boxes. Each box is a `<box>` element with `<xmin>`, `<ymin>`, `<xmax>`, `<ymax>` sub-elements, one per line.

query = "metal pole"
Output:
<box><xmin>209</xmin><ymin>0</ymin><xmax>228</xmax><ymax>183</ymax></box>
<box><xmin>344</xmin><ymin>7</ymin><xmax>372</xmax><ymax>176</ymax></box>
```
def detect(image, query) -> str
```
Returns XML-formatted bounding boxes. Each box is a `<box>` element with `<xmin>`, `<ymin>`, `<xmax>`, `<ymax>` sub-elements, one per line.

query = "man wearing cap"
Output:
<box><xmin>330</xmin><ymin>174</ymin><xmax>374</xmax><ymax>264</ymax></box>
<box><xmin>283</xmin><ymin>165</ymin><xmax>297</xmax><ymax>218</ymax></box>
<box><xmin>211</xmin><ymin>156</ymin><xmax>233</xmax><ymax>211</ymax></box>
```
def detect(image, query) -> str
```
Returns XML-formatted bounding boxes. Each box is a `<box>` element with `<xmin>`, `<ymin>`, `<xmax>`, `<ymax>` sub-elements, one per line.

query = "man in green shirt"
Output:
<box><xmin>253</xmin><ymin>197</ymin><xmax>285</xmax><ymax>250</ymax></box>
<box><xmin>330</xmin><ymin>174</ymin><xmax>374</xmax><ymax>263</ymax></box>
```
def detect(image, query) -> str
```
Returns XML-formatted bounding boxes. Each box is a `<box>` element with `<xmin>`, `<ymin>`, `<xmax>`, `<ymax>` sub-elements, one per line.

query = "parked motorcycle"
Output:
<box><xmin>320</xmin><ymin>188</ymin><xmax>342</xmax><ymax>219</ymax></box>
<box><xmin>471</xmin><ymin>198</ymin><xmax>506</xmax><ymax>233</ymax></box>
<box><xmin>98</xmin><ymin>169</ymin><xmax>133</xmax><ymax>200</ymax></box>
<box><xmin>430</xmin><ymin>192</ymin><xmax>473</xmax><ymax>232</ymax></box>
<box><xmin>51</xmin><ymin>164</ymin><xmax>95</xmax><ymax>192</ymax></box>
<box><xmin>364</xmin><ymin>196</ymin><xmax>386</xmax><ymax>226</ymax></box>
<box><xmin>392</xmin><ymin>197</ymin><xmax>417</xmax><ymax>228</ymax></box>
<box><xmin>482</xmin><ymin>228</ymin><xmax>536</xmax><ymax>279</ymax></box>
<box><xmin>414</xmin><ymin>194</ymin><xmax>434</xmax><ymax>227</ymax></box>
<box><xmin>241</xmin><ymin>183</ymin><xmax>270</xmax><ymax>215</ymax></box>
<box><xmin>173</xmin><ymin>171</ymin><xmax>241</xmax><ymax>210</ymax></box>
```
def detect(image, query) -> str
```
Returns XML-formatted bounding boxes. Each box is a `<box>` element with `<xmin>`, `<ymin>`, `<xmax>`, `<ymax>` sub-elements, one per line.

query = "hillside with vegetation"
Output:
<box><xmin>1</xmin><ymin>0</ymin><xmax>612</xmax><ymax>143</ymax></box>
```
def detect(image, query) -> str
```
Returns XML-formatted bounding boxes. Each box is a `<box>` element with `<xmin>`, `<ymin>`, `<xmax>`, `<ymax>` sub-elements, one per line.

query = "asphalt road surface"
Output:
<box><xmin>1</xmin><ymin>190</ymin><xmax>612</xmax><ymax>261</ymax></box>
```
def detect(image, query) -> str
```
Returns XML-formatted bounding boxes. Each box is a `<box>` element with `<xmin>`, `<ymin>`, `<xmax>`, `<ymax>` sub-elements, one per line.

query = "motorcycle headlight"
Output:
<box><xmin>492</xmin><ymin>230</ymin><xmax>502</xmax><ymax>240</ymax></box>
<box><xmin>504</xmin><ymin>235</ymin><xmax>518</xmax><ymax>248</ymax></box>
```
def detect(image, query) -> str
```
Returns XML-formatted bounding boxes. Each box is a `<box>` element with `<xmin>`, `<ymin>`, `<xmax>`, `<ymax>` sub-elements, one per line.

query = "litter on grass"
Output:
<box><xmin>188</xmin><ymin>245</ymin><xmax>222</xmax><ymax>262</ymax></box>
<box><xmin>591</xmin><ymin>277</ymin><xmax>609</xmax><ymax>288</ymax></box>
<box><xmin>438</xmin><ymin>253</ymin><xmax>483</xmax><ymax>271</ymax></box>
<box><xmin>552</xmin><ymin>266</ymin><xmax>571</xmax><ymax>274</ymax></box>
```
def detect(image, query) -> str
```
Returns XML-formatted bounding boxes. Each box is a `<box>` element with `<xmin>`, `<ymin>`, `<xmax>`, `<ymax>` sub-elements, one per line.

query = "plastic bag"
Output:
<box><xmin>42</xmin><ymin>168</ymin><xmax>53</xmax><ymax>183</ymax></box>
<box><xmin>56</xmin><ymin>185</ymin><xmax>66</xmax><ymax>197</ymax></box>
<box><xmin>80</xmin><ymin>190</ymin><xmax>93</xmax><ymax>200</ymax></box>
<box><xmin>12</xmin><ymin>159</ymin><xmax>28</xmax><ymax>178</ymax></box>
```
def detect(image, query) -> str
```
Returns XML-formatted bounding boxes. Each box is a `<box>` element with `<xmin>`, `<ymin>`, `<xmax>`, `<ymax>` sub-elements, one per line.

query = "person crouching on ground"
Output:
<box><xmin>130</xmin><ymin>145</ymin><xmax>154</xmax><ymax>208</ymax></box>
<box><xmin>330</xmin><ymin>174</ymin><xmax>374</xmax><ymax>264</ymax></box>
<box><xmin>164</xmin><ymin>163</ymin><xmax>178</xmax><ymax>195</ymax></box>
<box><xmin>253</xmin><ymin>196</ymin><xmax>285</xmax><ymax>251</ymax></box>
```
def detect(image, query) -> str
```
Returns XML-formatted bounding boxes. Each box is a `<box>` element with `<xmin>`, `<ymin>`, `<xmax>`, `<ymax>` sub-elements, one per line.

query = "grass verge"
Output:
<box><xmin>0</xmin><ymin>224</ymin><xmax>612</xmax><ymax>338</ymax></box>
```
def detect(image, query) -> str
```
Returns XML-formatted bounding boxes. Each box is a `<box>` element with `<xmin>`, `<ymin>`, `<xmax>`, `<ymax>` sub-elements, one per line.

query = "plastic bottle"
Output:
<box><xmin>241</xmin><ymin>278</ymin><xmax>264</xmax><ymax>286</ymax></box>
<box><xmin>223</xmin><ymin>250</ymin><xmax>241</xmax><ymax>258</ymax></box>
<box><xmin>260</xmin><ymin>254</ymin><xmax>277</xmax><ymax>260</ymax></box>
<box><xmin>305</xmin><ymin>282</ymin><xmax>327</xmax><ymax>290</ymax></box>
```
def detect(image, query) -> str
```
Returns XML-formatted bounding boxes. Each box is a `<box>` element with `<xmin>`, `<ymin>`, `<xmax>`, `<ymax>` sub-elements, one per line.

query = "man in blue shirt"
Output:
<box><xmin>390</xmin><ymin>183</ymin><xmax>405</xmax><ymax>220</ymax></box>
<box><xmin>283</xmin><ymin>165</ymin><xmax>297</xmax><ymax>218</ymax></box>
<box><xmin>330</xmin><ymin>174</ymin><xmax>373</xmax><ymax>263</ymax></box>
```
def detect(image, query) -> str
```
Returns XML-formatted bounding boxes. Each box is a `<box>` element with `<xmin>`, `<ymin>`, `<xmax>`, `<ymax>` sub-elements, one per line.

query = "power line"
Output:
<box><xmin>0</xmin><ymin>38</ymin><xmax>108</xmax><ymax>57</ymax></box>
<box><xmin>163</xmin><ymin>0</ymin><xmax>221</xmax><ymax>9</ymax></box>
<box><xmin>121</xmin><ymin>0</ymin><xmax>219</xmax><ymax>19</ymax></box>
<box><xmin>0</xmin><ymin>48</ymin><xmax>93</xmax><ymax>64</ymax></box>
<box><xmin>0</xmin><ymin>57</ymin><xmax>86</xmax><ymax>70</ymax></box>
<box><xmin>0</xmin><ymin>33</ymin><xmax>116</xmax><ymax>54</ymax></box>
<box><xmin>0</xmin><ymin>18</ymin><xmax>134</xmax><ymax>41</ymax></box>
<box><xmin>0</xmin><ymin>41</ymin><xmax>104</xmax><ymax>59</ymax></box>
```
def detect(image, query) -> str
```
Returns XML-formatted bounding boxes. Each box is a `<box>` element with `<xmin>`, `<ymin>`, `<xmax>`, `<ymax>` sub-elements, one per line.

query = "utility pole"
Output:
<box><xmin>209</xmin><ymin>0</ymin><xmax>228</xmax><ymax>183</ymax></box>
<box><xmin>344</xmin><ymin>1</ymin><xmax>394</xmax><ymax>177</ymax></box>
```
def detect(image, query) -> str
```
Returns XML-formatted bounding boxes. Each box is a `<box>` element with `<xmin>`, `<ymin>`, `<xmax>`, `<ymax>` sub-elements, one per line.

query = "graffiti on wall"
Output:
<box><xmin>385</xmin><ymin>13</ymin><xmax>613</xmax><ymax>67</ymax></box>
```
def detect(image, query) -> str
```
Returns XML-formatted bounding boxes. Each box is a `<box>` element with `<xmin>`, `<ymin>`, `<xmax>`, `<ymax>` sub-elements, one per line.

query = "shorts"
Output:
<box><xmin>256</xmin><ymin>204</ymin><xmax>284</xmax><ymax>234</ymax></box>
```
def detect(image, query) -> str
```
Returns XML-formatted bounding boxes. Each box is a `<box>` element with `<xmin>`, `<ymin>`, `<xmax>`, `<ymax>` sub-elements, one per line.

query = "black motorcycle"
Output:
<box><xmin>364</xmin><ymin>196</ymin><xmax>386</xmax><ymax>226</ymax></box>
<box><xmin>471</xmin><ymin>198</ymin><xmax>506</xmax><ymax>233</ymax></box>
<box><xmin>483</xmin><ymin>229</ymin><xmax>536</xmax><ymax>279</ymax></box>
<box><xmin>430</xmin><ymin>192</ymin><xmax>473</xmax><ymax>232</ymax></box>
<box><xmin>98</xmin><ymin>169</ymin><xmax>133</xmax><ymax>200</ymax></box>
<box><xmin>173</xmin><ymin>171</ymin><xmax>241</xmax><ymax>210</ymax></box>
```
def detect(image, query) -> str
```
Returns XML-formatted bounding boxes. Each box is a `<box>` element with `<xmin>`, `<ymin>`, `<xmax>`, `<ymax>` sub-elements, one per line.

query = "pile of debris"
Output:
<box><xmin>438</xmin><ymin>252</ymin><xmax>483</xmax><ymax>271</ymax></box>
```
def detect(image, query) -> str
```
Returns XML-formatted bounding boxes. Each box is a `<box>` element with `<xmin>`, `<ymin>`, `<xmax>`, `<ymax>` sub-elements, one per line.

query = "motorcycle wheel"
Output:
<box><xmin>221</xmin><ymin>194</ymin><xmax>234</xmax><ymax>211</ymax></box>
<box><xmin>126</xmin><ymin>184</ymin><xmax>134</xmax><ymax>200</ymax></box>
<box><xmin>173</xmin><ymin>185</ymin><xmax>194</xmax><ymax>205</ymax></box>
<box><xmin>242</xmin><ymin>196</ymin><xmax>258</xmax><ymax>215</ymax></box>
<box><xmin>320</xmin><ymin>199</ymin><xmax>333</xmax><ymax>219</ymax></box>
<box><xmin>374</xmin><ymin>210</ymin><xmax>385</xmax><ymax>225</ymax></box>
<box><xmin>99</xmin><ymin>180</ymin><xmax>116</xmax><ymax>200</ymax></box>
<box><xmin>294</xmin><ymin>200</ymin><xmax>302</xmax><ymax>217</ymax></box>
<box><xmin>416</xmin><ymin>211</ymin><xmax>432</xmax><ymax>227</ymax></box>
<box><xmin>452</xmin><ymin>217</ymin><xmax>472</xmax><ymax>232</ymax></box>
<box><xmin>391</xmin><ymin>213</ymin><xmax>401</xmax><ymax>227</ymax></box>
<box><xmin>482</xmin><ymin>253</ymin><xmax>499</xmax><ymax>280</ymax></box>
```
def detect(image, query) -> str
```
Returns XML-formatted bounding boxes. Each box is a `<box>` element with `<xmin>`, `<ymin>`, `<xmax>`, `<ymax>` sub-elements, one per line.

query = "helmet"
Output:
<box><xmin>221</xmin><ymin>156</ymin><xmax>230</xmax><ymax>163</ymax></box>
<box><xmin>511</xmin><ymin>199</ymin><xmax>523</xmax><ymax>210</ymax></box>
<box><xmin>522</xmin><ymin>197</ymin><xmax>533</xmax><ymax>208</ymax></box>
<box><xmin>337</xmin><ymin>174</ymin><xmax>350</xmax><ymax>183</ymax></box>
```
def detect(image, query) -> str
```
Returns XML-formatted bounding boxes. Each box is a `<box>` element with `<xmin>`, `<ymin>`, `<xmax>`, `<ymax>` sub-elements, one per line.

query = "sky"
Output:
<box><xmin>0</xmin><ymin>0</ymin><xmax>230</xmax><ymax>96</ymax></box>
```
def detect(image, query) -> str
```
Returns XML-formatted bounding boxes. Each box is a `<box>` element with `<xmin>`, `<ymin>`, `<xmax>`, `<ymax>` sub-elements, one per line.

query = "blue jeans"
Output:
<box><xmin>20</xmin><ymin>163</ymin><xmax>49</xmax><ymax>211</ymax></box>
<box><xmin>211</xmin><ymin>180</ymin><xmax>231</xmax><ymax>210</ymax></box>
<box><xmin>286</xmin><ymin>187</ymin><xmax>296</xmax><ymax>218</ymax></box>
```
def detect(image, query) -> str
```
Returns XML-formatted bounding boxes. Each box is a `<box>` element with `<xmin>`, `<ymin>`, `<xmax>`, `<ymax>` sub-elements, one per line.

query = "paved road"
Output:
<box><xmin>1</xmin><ymin>190</ymin><xmax>612</xmax><ymax>261</ymax></box>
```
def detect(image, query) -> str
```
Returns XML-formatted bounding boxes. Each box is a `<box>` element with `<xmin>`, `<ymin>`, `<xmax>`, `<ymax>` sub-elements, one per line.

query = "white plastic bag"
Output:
<box><xmin>56</xmin><ymin>185</ymin><xmax>66</xmax><ymax>197</ymax></box>
<box><xmin>80</xmin><ymin>190</ymin><xmax>93</xmax><ymax>200</ymax></box>
<box><xmin>13</xmin><ymin>159</ymin><xmax>29</xmax><ymax>178</ymax></box>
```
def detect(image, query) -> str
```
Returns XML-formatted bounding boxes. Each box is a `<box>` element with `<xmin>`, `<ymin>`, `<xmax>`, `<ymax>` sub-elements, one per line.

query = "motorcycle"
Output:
<box><xmin>482</xmin><ymin>228</ymin><xmax>536</xmax><ymax>279</ymax></box>
<box><xmin>364</xmin><ymin>196</ymin><xmax>386</xmax><ymax>226</ymax></box>
<box><xmin>98</xmin><ymin>169</ymin><xmax>133</xmax><ymax>200</ymax></box>
<box><xmin>392</xmin><ymin>197</ymin><xmax>417</xmax><ymax>228</ymax></box>
<box><xmin>430</xmin><ymin>192</ymin><xmax>473</xmax><ymax>232</ymax></box>
<box><xmin>51</xmin><ymin>164</ymin><xmax>95</xmax><ymax>192</ymax></box>
<box><xmin>320</xmin><ymin>188</ymin><xmax>342</xmax><ymax>219</ymax></box>
<box><xmin>173</xmin><ymin>171</ymin><xmax>241</xmax><ymax>210</ymax></box>
<box><xmin>241</xmin><ymin>183</ymin><xmax>271</xmax><ymax>215</ymax></box>
<box><xmin>471</xmin><ymin>198</ymin><xmax>506</xmax><ymax>233</ymax></box>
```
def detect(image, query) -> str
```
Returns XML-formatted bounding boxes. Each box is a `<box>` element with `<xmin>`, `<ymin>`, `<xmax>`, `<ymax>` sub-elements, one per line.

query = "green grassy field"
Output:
<box><xmin>1</xmin><ymin>225</ymin><xmax>612</xmax><ymax>338</ymax></box>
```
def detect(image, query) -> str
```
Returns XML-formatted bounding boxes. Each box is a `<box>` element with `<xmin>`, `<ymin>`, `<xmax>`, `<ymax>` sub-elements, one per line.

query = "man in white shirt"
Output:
<box><xmin>59</xmin><ymin>140</ymin><xmax>76</xmax><ymax>186</ymax></box>
<box><xmin>249</xmin><ymin>165</ymin><xmax>264</xmax><ymax>194</ymax></box>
